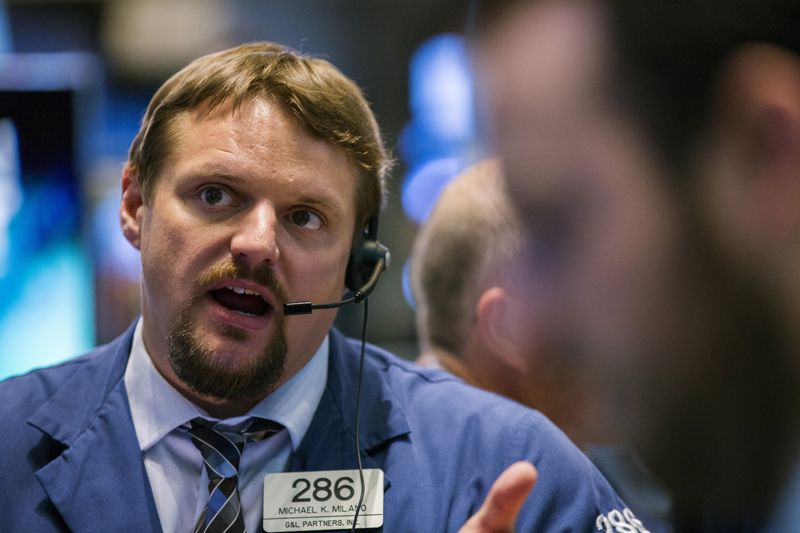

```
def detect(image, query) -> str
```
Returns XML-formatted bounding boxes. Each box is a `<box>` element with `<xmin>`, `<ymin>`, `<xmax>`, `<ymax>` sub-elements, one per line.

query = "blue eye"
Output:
<box><xmin>199</xmin><ymin>186</ymin><xmax>233</xmax><ymax>207</ymax></box>
<box><xmin>290</xmin><ymin>209</ymin><xmax>323</xmax><ymax>230</ymax></box>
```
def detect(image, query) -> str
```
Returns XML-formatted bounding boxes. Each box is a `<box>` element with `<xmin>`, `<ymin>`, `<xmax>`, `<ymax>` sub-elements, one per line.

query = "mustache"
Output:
<box><xmin>195</xmin><ymin>259</ymin><xmax>288</xmax><ymax>305</ymax></box>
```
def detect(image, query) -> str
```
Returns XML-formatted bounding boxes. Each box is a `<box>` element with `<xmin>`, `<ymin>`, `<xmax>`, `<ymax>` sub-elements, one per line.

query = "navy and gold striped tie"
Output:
<box><xmin>188</xmin><ymin>418</ymin><xmax>283</xmax><ymax>533</ymax></box>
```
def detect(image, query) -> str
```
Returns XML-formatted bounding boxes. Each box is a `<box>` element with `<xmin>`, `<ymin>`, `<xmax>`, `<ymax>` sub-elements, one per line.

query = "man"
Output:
<box><xmin>413</xmin><ymin>158</ymin><xmax>672</xmax><ymax>530</ymax></box>
<box><xmin>412</xmin><ymin>158</ymin><xmax>598</xmax><ymax>445</ymax></box>
<box><xmin>467</xmin><ymin>0</ymin><xmax>800</xmax><ymax>530</ymax></box>
<box><xmin>0</xmin><ymin>42</ymin><xmax>633</xmax><ymax>532</ymax></box>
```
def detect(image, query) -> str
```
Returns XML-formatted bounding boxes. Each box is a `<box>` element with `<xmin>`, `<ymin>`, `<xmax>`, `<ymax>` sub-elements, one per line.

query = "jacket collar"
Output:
<box><xmin>28</xmin><ymin>321</ymin><xmax>162</xmax><ymax>532</ymax></box>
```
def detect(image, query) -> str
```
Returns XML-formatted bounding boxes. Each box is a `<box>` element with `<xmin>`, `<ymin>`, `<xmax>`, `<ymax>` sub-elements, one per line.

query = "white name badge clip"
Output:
<box><xmin>263</xmin><ymin>469</ymin><xmax>384</xmax><ymax>532</ymax></box>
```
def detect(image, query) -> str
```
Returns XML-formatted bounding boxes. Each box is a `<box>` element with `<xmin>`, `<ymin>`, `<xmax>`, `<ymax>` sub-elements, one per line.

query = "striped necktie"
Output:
<box><xmin>188</xmin><ymin>417</ymin><xmax>284</xmax><ymax>533</ymax></box>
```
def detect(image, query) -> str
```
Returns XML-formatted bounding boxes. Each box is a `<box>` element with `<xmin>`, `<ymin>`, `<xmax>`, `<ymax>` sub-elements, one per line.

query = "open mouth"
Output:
<box><xmin>210</xmin><ymin>286</ymin><xmax>272</xmax><ymax>317</ymax></box>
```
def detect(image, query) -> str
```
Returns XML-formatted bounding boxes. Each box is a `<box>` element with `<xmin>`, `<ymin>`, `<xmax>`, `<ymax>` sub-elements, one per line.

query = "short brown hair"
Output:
<box><xmin>127</xmin><ymin>42</ymin><xmax>392</xmax><ymax>227</ymax></box>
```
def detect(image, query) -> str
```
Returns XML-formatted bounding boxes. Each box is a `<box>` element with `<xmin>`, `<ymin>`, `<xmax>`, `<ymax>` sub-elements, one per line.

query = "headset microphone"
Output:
<box><xmin>283</xmin><ymin>217</ymin><xmax>390</xmax><ymax>316</ymax></box>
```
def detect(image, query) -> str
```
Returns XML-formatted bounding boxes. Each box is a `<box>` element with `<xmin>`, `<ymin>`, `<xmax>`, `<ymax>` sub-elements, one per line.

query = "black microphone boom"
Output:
<box><xmin>283</xmin><ymin>255</ymin><xmax>388</xmax><ymax>316</ymax></box>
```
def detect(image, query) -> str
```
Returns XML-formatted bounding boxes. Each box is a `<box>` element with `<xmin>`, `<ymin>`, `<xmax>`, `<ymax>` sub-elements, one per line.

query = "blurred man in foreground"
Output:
<box><xmin>414</xmin><ymin>158</ymin><xmax>672</xmax><ymax>530</ymax></box>
<box><xmin>467</xmin><ymin>0</ymin><xmax>800</xmax><ymax>530</ymax></box>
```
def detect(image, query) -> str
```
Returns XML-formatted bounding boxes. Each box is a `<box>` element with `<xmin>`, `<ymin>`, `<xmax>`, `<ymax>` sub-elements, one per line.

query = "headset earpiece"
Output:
<box><xmin>285</xmin><ymin>215</ymin><xmax>389</xmax><ymax>315</ymax></box>
<box><xmin>345</xmin><ymin>215</ymin><xmax>390</xmax><ymax>292</ymax></box>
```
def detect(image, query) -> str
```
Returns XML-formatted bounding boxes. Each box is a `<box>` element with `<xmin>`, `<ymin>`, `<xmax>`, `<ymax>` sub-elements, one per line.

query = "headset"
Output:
<box><xmin>283</xmin><ymin>215</ymin><xmax>390</xmax><ymax>315</ymax></box>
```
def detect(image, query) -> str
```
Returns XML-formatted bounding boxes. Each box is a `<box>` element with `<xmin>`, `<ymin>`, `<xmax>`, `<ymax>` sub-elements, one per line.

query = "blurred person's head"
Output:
<box><xmin>411</xmin><ymin>159</ymin><xmax>599</xmax><ymax>445</ymax></box>
<box><xmin>477</xmin><ymin>0</ymin><xmax>800</xmax><ymax>526</ymax></box>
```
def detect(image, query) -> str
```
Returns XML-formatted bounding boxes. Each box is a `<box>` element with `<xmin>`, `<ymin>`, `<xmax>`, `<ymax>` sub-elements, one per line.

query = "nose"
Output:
<box><xmin>230</xmin><ymin>203</ymin><xmax>280</xmax><ymax>267</ymax></box>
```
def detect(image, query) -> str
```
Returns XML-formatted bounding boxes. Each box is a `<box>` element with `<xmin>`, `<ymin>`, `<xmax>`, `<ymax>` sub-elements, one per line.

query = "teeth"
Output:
<box><xmin>226</xmin><ymin>286</ymin><xmax>260</xmax><ymax>296</ymax></box>
<box><xmin>234</xmin><ymin>310</ymin><xmax>257</xmax><ymax>317</ymax></box>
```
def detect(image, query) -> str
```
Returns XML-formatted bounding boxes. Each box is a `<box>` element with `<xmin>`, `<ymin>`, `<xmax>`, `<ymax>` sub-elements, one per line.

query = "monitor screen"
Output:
<box><xmin>0</xmin><ymin>54</ymin><xmax>97</xmax><ymax>379</ymax></box>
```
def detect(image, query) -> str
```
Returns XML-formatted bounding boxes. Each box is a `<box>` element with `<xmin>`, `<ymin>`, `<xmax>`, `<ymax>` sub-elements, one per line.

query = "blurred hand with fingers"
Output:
<box><xmin>458</xmin><ymin>462</ymin><xmax>538</xmax><ymax>533</ymax></box>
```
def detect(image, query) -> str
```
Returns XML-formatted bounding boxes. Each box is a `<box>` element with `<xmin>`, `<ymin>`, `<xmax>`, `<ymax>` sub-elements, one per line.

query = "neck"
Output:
<box><xmin>186</xmin><ymin>393</ymin><xmax>265</xmax><ymax>419</ymax></box>
<box><xmin>416</xmin><ymin>347</ymin><xmax>476</xmax><ymax>384</ymax></box>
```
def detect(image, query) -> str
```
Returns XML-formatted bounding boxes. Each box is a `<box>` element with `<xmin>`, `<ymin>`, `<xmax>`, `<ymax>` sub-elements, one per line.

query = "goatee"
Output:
<box><xmin>167</xmin><ymin>259</ymin><xmax>288</xmax><ymax>401</ymax></box>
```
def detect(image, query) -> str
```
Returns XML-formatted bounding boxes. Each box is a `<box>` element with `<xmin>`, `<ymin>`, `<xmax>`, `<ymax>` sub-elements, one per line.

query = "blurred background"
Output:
<box><xmin>0</xmin><ymin>0</ymin><xmax>485</xmax><ymax>379</ymax></box>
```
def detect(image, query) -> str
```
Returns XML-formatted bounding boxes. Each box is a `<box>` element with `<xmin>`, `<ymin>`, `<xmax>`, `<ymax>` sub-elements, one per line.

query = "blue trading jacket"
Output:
<box><xmin>0</xmin><ymin>322</ymin><xmax>639</xmax><ymax>531</ymax></box>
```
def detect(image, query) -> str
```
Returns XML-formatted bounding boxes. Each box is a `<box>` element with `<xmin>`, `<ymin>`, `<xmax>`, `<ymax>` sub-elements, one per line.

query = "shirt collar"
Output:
<box><xmin>124</xmin><ymin>318</ymin><xmax>329</xmax><ymax>452</ymax></box>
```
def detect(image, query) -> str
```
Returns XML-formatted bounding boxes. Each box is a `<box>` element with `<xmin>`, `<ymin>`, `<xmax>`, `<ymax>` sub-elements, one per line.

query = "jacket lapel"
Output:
<box><xmin>289</xmin><ymin>329</ymin><xmax>411</xmax><ymax>489</ymax></box>
<box><xmin>28</xmin><ymin>322</ymin><xmax>162</xmax><ymax>532</ymax></box>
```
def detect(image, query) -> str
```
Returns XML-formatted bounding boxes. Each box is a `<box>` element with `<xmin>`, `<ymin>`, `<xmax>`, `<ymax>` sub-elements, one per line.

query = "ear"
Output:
<box><xmin>474</xmin><ymin>286</ymin><xmax>528</xmax><ymax>373</ymax></box>
<box><xmin>703</xmin><ymin>44</ymin><xmax>800</xmax><ymax>258</ymax></box>
<box><xmin>120</xmin><ymin>163</ymin><xmax>144</xmax><ymax>250</ymax></box>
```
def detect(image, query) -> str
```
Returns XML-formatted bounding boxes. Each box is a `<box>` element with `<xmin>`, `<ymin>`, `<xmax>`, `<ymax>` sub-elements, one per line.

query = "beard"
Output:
<box><xmin>166</xmin><ymin>259</ymin><xmax>288</xmax><ymax>402</ymax></box>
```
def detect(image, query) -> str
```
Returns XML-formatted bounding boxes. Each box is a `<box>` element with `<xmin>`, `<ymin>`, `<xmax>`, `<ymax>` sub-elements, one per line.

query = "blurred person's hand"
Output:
<box><xmin>458</xmin><ymin>462</ymin><xmax>538</xmax><ymax>533</ymax></box>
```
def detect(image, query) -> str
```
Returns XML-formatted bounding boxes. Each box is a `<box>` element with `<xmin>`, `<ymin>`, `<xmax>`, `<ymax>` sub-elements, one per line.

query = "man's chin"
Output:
<box><xmin>184</xmin><ymin>367</ymin><xmax>275</xmax><ymax>403</ymax></box>
<box><xmin>167</xmin><ymin>311</ymin><xmax>288</xmax><ymax>402</ymax></box>
<box><xmin>171</xmin><ymin>348</ymin><xmax>286</xmax><ymax>402</ymax></box>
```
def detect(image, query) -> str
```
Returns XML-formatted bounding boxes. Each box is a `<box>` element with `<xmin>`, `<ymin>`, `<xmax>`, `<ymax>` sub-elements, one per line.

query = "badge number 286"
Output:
<box><xmin>263</xmin><ymin>469</ymin><xmax>384</xmax><ymax>532</ymax></box>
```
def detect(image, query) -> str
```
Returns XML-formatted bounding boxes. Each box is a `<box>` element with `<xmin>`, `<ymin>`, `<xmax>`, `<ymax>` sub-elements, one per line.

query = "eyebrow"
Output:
<box><xmin>292</xmin><ymin>192</ymin><xmax>346</xmax><ymax>216</ymax></box>
<box><xmin>184</xmin><ymin>165</ymin><xmax>348</xmax><ymax>215</ymax></box>
<box><xmin>185</xmin><ymin>166</ymin><xmax>245</xmax><ymax>183</ymax></box>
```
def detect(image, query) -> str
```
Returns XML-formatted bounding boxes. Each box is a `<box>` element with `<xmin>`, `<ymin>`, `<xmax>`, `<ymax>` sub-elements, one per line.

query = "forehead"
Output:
<box><xmin>477</xmin><ymin>1</ymin><xmax>615</xmax><ymax>197</ymax></box>
<box><xmin>477</xmin><ymin>0</ymin><xmax>681</xmax><ymax>235</ymax></box>
<box><xmin>162</xmin><ymin>98</ymin><xmax>360</xmax><ymax>207</ymax></box>
<box><xmin>174</xmin><ymin>98</ymin><xmax>347</xmax><ymax>164</ymax></box>
<box><xmin>479</xmin><ymin>0</ymin><xmax>608</xmax><ymax>128</ymax></box>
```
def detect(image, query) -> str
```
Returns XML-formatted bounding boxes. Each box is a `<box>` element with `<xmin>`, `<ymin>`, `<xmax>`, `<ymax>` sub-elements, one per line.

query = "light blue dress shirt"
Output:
<box><xmin>124</xmin><ymin>319</ymin><xmax>328</xmax><ymax>533</ymax></box>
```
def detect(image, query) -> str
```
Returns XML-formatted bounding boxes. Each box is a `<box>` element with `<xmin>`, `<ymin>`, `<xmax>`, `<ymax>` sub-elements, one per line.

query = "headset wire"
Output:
<box><xmin>350</xmin><ymin>297</ymin><xmax>368</xmax><ymax>532</ymax></box>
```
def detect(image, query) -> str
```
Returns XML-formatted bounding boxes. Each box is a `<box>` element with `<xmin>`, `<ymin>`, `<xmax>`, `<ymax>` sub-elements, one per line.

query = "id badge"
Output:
<box><xmin>263</xmin><ymin>469</ymin><xmax>384</xmax><ymax>531</ymax></box>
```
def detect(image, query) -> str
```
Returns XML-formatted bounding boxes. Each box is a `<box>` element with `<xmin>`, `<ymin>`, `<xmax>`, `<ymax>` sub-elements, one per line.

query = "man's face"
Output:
<box><xmin>479</xmin><ymin>0</ymin><xmax>682</xmax><ymax>401</ymax></box>
<box><xmin>130</xmin><ymin>98</ymin><xmax>358</xmax><ymax>403</ymax></box>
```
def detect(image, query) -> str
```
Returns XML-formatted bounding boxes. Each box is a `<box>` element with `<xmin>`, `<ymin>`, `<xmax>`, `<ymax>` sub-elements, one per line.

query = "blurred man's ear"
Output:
<box><xmin>475</xmin><ymin>286</ymin><xmax>529</xmax><ymax>373</ymax></box>
<box><xmin>120</xmin><ymin>163</ymin><xmax>144</xmax><ymax>250</ymax></box>
<box><xmin>702</xmin><ymin>43</ymin><xmax>800</xmax><ymax>265</ymax></box>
